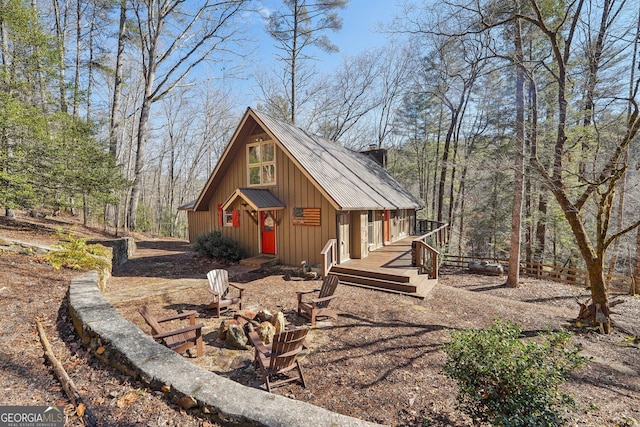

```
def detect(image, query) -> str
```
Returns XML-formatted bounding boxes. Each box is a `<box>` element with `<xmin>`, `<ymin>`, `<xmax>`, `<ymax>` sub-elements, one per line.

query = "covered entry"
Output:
<box><xmin>222</xmin><ymin>188</ymin><xmax>285</xmax><ymax>255</ymax></box>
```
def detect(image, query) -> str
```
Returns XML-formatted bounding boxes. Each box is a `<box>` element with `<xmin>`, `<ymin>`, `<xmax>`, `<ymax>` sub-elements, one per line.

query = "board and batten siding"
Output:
<box><xmin>189</xmin><ymin>130</ymin><xmax>337</xmax><ymax>267</ymax></box>
<box><xmin>206</xmin><ymin>132</ymin><xmax>260</xmax><ymax>255</ymax></box>
<box><xmin>186</xmin><ymin>210</ymin><xmax>214</xmax><ymax>242</ymax></box>
<box><xmin>274</xmin><ymin>136</ymin><xmax>337</xmax><ymax>267</ymax></box>
<box><xmin>389</xmin><ymin>209</ymin><xmax>415</xmax><ymax>242</ymax></box>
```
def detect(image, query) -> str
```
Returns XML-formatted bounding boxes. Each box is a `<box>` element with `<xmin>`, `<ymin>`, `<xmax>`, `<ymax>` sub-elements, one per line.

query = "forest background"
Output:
<box><xmin>2</xmin><ymin>0</ymin><xmax>640</xmax><ymax>293</ymax></box>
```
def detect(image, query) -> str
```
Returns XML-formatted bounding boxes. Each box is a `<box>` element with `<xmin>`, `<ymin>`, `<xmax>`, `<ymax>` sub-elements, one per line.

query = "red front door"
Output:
<box><xmin>260</xmin><ymin>211</ymin><xmax>276</xmax><ymax>254</ymax></box>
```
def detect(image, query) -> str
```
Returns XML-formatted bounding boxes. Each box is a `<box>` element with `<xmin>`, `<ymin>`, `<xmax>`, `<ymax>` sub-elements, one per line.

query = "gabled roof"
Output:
<box><xmin>222</xmin><ymin>188</ymin><xmax>285</xmax><ymax>212</ymax></box>
<box><xmin>193</xmin><ymin>107</ymin><xmax>422</xmax><ymax>211</ymax></box>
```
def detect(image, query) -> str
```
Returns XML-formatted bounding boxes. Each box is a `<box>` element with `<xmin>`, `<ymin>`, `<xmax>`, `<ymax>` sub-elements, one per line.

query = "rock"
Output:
<box><xmin>272</xmin><ymin>311</ymin><xmax>286</xmax><ymax>334</ymax></box>
<box><xmin>225</xmin><ymin>324</ymin><xmax>248</xmax><ymax>349</ymax></box>
<box><xmin>256</xmin><ymin>309</ymin><xmax>273</xmax><ymax>323</ymax></box>
<box><xmin>257</xmin><ymin>321</ymin><xmax>275</xmax><ymax>344</ymax></box>
<box><xmin>235</xmin><ymin>309</ymin><xmax>256</xmax><ymax>320</ymax></box>
<box><xmin>176</xmin><ymin>395</ymin><xmax>197</xmax><ymax>410</ymax></box>
<box><xmin>218</xmin><ymin>318</ymin><xmax>241</xmax><ymax>341</ymax></box>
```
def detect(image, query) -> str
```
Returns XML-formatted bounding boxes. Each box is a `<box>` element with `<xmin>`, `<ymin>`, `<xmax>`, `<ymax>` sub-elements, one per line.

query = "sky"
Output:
<box><xmin>318</xmin><ymin>0</ymin><xmax>402</xmax><ymax>63</ymax></box>
<box><xmin>225</xmin><ymin>0</ymin><xmax>406</xmax><ymax>108</ymax></box>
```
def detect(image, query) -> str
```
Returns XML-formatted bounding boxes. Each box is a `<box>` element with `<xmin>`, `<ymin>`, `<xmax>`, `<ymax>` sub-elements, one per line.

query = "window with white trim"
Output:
<box><xmin>247</xmin><ymin>139</ymin><xmax>275</xmax><ymax>186</ymax></box>
<box><xmin>223</xmin><ymin>210</ymin><xmax>234</xmax><ymax>226</ymax></box>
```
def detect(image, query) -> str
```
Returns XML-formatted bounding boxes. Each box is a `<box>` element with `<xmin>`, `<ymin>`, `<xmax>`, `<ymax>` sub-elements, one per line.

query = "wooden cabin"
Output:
<box><xmin>182</xmin><ymin>107</ymin><xmax>423</xmax><ymax>269</ymax></box>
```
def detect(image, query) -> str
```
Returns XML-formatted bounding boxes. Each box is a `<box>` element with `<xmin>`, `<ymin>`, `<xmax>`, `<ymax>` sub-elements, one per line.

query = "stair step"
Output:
<box><xmin>240</xmin><ymin>256</ymin><xmax>278</xmax><ymax>268</ymax></box>
<box><xmin>338</xmin><ymin>280</ymin><xmax>425</xmax><ymax>299</ymax></box>
<box><xmin>331</xmin><ymin>271</ymin><xmax>417</xmax><ymax>294</ymax></box>
<box><xmin>330</xmin><ymin>266</ymin><xmax>411</xmax><ymax>283</ymax></box>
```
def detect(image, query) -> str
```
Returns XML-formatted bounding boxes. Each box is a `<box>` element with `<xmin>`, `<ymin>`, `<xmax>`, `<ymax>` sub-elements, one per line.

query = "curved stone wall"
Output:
<box><xmin>68</xmin><ymin>271</ymin><xmax>383</xmax><ymax>427</ymax></box>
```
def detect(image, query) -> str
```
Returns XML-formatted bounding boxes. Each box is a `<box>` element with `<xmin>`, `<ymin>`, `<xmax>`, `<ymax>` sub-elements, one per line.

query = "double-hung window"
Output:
<box><xmin>248</xmin><ymin>140</ymin><xmax>275</xmax><ymax>186</ymax></box>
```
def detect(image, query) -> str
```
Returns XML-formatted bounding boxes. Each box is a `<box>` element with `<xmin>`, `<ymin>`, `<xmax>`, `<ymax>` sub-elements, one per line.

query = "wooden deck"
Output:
<box><xmin>331</xmin><ymin>236</ymin><xmax>437</xmax><ymax>299</ymax></box>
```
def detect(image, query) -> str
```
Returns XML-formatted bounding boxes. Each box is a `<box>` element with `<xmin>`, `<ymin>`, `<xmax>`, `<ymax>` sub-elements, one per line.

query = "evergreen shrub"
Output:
<box><xmin>443</xmin><ymin>319</ymin><xmax>588</xmax><ymax>427</ymax></box>
<box><xmin>45</xmin><ymin>236</ymin><xmax>111</xmax><ymax>272</ymax></box>
<box><xmin>193</xmin><ymin>230</ymin><xmax>247</xmax><ymax>262</ymax></box>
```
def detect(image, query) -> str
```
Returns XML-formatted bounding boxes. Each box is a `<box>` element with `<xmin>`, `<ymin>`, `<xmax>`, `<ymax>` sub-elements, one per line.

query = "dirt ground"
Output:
<box><xmin>1</xmin><ymin>214</ymin><xmax>639</xmax><ymax>426</ymax></box>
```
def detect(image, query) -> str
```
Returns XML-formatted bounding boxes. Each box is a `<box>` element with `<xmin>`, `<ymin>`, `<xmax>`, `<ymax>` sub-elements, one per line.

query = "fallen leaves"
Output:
<box><xmin>116</xmin><ymin>391</ymin><xmax>138</xmax><ymax>408</ymax></box>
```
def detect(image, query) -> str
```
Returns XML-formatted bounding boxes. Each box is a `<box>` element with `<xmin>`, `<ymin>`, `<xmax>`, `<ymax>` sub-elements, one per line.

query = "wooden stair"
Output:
<box><xmin>240</xmin><ymin>255</ymin><xmax>278</xmax><ymax>268</ymax></box>
<box><xmin>329</xmin><ymin>265</ymin><xmax>433</xmax><ymax>299</ymax></box>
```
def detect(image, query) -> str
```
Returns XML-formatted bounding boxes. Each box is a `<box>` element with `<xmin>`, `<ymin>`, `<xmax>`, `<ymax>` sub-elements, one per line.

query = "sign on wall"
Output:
<box><xmin>292</xmin><ymin>207</ymin><xmax>320</xmax><ymax>226</ymax></box>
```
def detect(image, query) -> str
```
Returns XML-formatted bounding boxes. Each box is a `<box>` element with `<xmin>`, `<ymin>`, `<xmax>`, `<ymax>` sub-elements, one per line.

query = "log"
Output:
<box><xmin>235</xmin><ymin>313</ymin><xmax>261</xmax><ymax>328</ymax></box>
<box><xmin>36</xmin><ymin>319</ymin><xmax>97</xmax><ymax>427</ymax></box>
<box><xmin>468</xmin><ymin>260</ymin><xmax>504</xmax><ymax>276</ymax></box>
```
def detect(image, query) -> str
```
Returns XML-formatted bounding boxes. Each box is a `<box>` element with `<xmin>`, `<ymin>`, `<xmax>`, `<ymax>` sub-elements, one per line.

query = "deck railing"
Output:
<box><xmin>321</xmin><ymin>238</ymin><xmax>338</xmax><ymax>278</ymax></box>
<box><xmin>412</xmin><ymin>221</ymin><xmax>449</xmax><ymax>279</ymax></box>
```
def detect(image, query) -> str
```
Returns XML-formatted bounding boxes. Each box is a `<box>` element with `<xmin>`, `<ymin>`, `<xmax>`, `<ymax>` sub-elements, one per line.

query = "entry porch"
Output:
<box><xmin>326</xmin><ymin>221</ymin><xmax>449</xmax><ymax>299</ymax></box>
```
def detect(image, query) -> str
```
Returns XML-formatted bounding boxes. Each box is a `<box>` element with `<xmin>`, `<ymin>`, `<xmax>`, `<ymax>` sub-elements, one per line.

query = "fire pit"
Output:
<box><xmin>217</xmin><ymin>309</ymin><xmax>286</xmax><ymax>350</ymax></box>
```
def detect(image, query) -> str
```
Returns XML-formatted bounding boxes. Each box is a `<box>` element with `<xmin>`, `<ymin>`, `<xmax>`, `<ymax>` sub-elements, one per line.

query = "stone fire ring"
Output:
<box><xmin>68</xmin><ymin>271</ymin><xmax>382</xmax><ymax>427</ymax></box>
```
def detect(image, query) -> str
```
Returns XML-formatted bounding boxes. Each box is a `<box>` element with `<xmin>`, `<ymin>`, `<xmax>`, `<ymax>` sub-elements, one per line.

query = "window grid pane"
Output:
<box><xmin>249</xmin><ymin>166</ymin><xmax>261</xmax><ymax>184</ymax></box>
<box><xmin>262</xmin><ymin>144</ymin><xmax>274</xmax><ymax>162</ymax></box>
<box><xmin>262</xmin><ymin>164</ymin><xmax>275</xmax><ymax>184</ymax></box>
<box><xmin>249</xmin><ymin>146</ymin><xmax>260</xmax><ymax>164</ymax></box>
<box><xmin>247</xmin><ymin>141</ymin><xmax>276</xmax><ymax>186</ymax></box>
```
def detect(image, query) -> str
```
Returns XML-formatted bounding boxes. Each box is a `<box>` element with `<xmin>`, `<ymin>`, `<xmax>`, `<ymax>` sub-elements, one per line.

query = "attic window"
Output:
<box><xmin>247</xmin><ymin>139</ymin><xmax>275</xmax><ymax>186</ymax></box>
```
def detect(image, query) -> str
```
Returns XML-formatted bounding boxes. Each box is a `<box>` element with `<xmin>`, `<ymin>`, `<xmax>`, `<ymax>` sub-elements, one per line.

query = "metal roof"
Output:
<box><xmin>178</xmin><ymin>200</ymin><xmax>196</xmax><ymax>210</ymax></box>
<box><xmin>222</xmin><ymin>188</ymin><xmax>286</xmax><ymax>212</ymax></box>
<box><xmin>252</xmin><ymin>109</ymin><xmax>422</xmax><ymax>210</ymax></box>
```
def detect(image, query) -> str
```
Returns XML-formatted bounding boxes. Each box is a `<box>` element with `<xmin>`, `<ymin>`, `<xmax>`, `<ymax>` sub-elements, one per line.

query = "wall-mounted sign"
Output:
<box><xmin>292</xmin><ymin>207</ymin><xmax>320</xmax><ymax>226</ymax></box>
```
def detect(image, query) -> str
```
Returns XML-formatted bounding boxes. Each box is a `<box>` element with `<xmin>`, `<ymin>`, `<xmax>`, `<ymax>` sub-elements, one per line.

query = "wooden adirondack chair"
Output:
<box><xmin>248</xmin><ymin>327</ymin><xmax>309</xmax><ymax>393</ymax></box>
<box><xmin>206</xmin><ymin>269</ymin><xmax>245</xmax><ymax>317</ymax></box>
<box><xmin>297</xmin><ymin>274</ymin><xmax>339</xmax><ymax>326</ymax></box>
<box><xmin>138</xmin><ymin>306</ymin><xmax>204</xmax><ymax>357</ymax></box>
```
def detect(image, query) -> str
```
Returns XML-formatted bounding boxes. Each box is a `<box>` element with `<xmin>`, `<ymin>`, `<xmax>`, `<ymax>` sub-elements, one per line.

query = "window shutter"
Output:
<box><xmin>217</xmin><ymin>204</ymin><xmax>223</xmax><ymax>227</ymax></box>
<box><xmin>232</xmin><ymin>210</ymin><xmax>240</xmax><ymax>227</ymax></box>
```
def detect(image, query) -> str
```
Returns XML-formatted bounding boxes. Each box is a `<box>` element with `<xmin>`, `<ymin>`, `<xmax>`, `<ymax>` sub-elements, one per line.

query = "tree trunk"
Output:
<box><xmin>127</xmin><ymin>97</ymin><xmax>152</xmax><ymax>230</ymax></box>
<box><xmin>73</xmin><ymin>0</ymin><xmax>81</xmax><ymax>118</ymax></box>
<box><xmin>432</xmin><ymin>104</ymin><xmax>442</xmax><ymax>217</ymax></box>
<box><xmin>436</xmin><ymin>111</ymin><xmax>455</xmax><ymax>223</ymax></box>
<box><xmin>633</xmin><ymin>227</ymin><xmax>639</xmax><ymax>295</ymax></box>
<box><xmin>506</xmin><ymin>9</ymin><xmax>525</xmax><ymax>288</ymax></box>
<box><xmin>110</xmin><ymin>0</ymin><xmax>126</xmax><ymax>158</ymax></box>
<box><xmin>53</xmin><ymin>0</ymin><xmax>68</xmax><ymax>114</ymax></box>
<box><xmin>584</xmin><ymin>258</ymin><xmax>611</xmax><ymax>334</ymax></box>
<box><xmin>558</xmin><ymin>194</ymin><xmax>610</xmax><ymax>332</ymax></box>
<box><xmin>533</xmin><ymin>192</ymin><xmax>547</xmax><ymax>263</ymax></box>
<box><xmin>290</xmin><ymin>0</ymin><xmax>299</xmax><ymax>125</ymax></box>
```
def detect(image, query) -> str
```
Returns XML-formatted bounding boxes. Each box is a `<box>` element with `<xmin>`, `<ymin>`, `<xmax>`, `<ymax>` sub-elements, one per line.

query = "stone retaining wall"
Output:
<box><xmin>87</xmin><ymin>237</ymin><xmax>136</xmax><ymax>270</ymax></box>
<box><xmin>0</xmin><ymin>237</ymin><xmax>52</xmax><ymax>255</ymax></box>
<box><xmin>68</xmin><ymin>271</ymin><xmax>383</xmax><ymax>427</ymax></box>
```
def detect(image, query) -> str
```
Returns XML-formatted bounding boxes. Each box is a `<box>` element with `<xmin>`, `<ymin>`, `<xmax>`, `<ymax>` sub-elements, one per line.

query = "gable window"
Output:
<box><xmin>247</xmin><ymin>139</ymin><xmax>275</xmax><ymax>186</ymax></box>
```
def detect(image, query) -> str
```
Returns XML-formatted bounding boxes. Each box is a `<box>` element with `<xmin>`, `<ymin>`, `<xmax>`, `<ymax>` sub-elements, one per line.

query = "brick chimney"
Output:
<box><xmin>360</xmin><ymin>145</ymin><xmax>387</xmax><ymax>168</ymax></box>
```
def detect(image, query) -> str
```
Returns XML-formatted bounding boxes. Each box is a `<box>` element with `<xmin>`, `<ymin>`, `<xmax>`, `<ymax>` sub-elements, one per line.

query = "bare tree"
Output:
<box><xmin>126</xmin><ymin>0</ymin><xmax>248</xmax><ymax>231</ymax></box>
<box><xmin>265</xmin><ymin>0</ymin><xmax>348</xmax><ymax>125</ymax></box>
<box><xmin>110</xmin><ymin>0</ymin><xmax>127</xmax><ymax>159</ymax></box>
<box><xmin>311</xmin><ymin>49</ymin><xmax>381</xmax><ymax>142</ymax></box>
<box><xmin>519</xmin><ymin>0</ymin><xmax>640</xmax><ymax>331</ymax></box>
<box><xmin>52</xmin><ymin>0</ymin><xmax>70</xmax><ymax>114</ymax></box>
<box><xmin>374</xmin><ymin>42</ymin><xmax>412</xmax><ymax>149</ymax></box>
<box><xmin>505</xmin><ymin>1</ymin><xmax>525</xmax><ymax>287</ymax></box>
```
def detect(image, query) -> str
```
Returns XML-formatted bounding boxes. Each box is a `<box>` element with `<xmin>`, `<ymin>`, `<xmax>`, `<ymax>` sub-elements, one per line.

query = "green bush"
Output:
<box><xmin>193</xmin><ymin>230</ymin><xmax>247</xmax><ymax>262</ymax></box>
<box><xmin>45</xmin><ymin>237</ymin><xmax>111</xmax><ymax>272</ymax></box>
<box><xmin>443</xmin><ymin>319</ymin><xmax>588</xmax><ymax>427</ymax></box>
